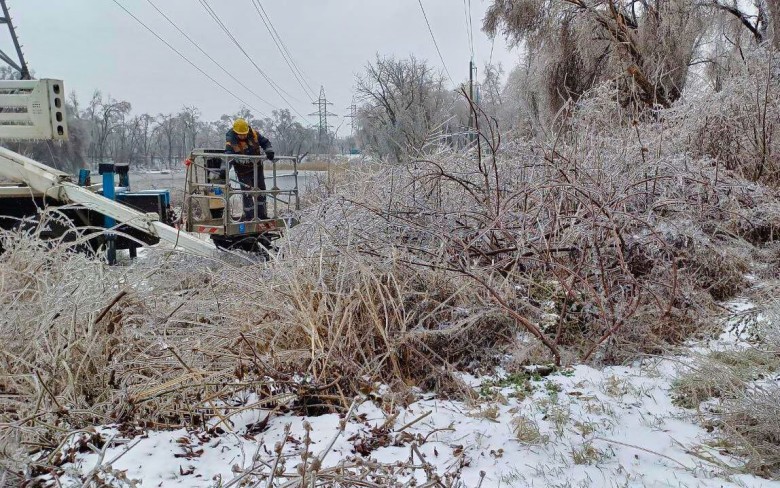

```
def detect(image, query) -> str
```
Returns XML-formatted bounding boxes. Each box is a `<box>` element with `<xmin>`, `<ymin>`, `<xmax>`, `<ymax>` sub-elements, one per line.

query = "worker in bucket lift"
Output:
<box><xmin>225</xmin><ymin>118</ymin><xmax>275</xmax><ymax>220</ymax></box>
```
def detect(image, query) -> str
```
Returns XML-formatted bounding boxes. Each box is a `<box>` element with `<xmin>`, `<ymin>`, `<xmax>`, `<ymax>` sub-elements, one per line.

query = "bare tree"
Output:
<box><xmin>155</xmin><ymin>113</ymin><xmax>177</xmax><ymax>169</ymax></box>
<box><xmin>262</xmin><ymin>109</ymin><xmax>317</xmax><ymax>157</ymax></box>
<box><xmin>178</xmin><ymin>106</ymin><xmax>200</xmax><ymax>159</ymax></box>
<box><xmin>85</xmin><ymin>92</ymin><xmax>131</xmax><ymax>164</ymax></box>
<box><xmin>356</xmin><ymin>55</ymin><xmax>452</xmax><ymax>163</ymax></box>
<box><xmin>133</xmin><ymin>113</ymin><xmax>155</xmax><ymax>167</ymax></box>
<box><xmin>481</xmin><ymin>63</ymin><xmax>504</xmax><ymax>119</ymax></box>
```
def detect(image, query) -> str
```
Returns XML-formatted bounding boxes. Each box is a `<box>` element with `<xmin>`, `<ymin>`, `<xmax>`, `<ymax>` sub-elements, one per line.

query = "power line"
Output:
<box><xmin>111</xmin><ymin>0</ymin><xmax>266</xmax><ymax>117</ymax></box>
<box><xmin>196</xmin><ymin>0</ymin><xmax>309</xmax><ymax>120</ymax></box>
<box><xmin>144</xmin><ymin>0</ymin><xmax>279</xmax><ymax>112</ymax></box>
<box><xmin>256</xmin><ymin>0</ymin><xmax>316</xmax><ymax>95</ymax></box>
<box><xmin>462</xmin><ymin>0</ymin><xmax>474</xmax><ymax>61</ymax></box>
<box><xmin>249</xmin><ymin>0</ymin><xmax>317</xmax><ymax>100</ymax></box>
<box><xmin>467</xmin><ymin>0</ymin><xmax>475</xmax><ymax>59</ymax></box>
<box><xmin>248</xmin><ymin>0</ymin><xmax>315</xmax><ymax>100</ymax></box>
<box><xmin>416</xmin><ymin>0</ymin><xmax>454</xmax><ymax>85</ymax></box>
<box><xmin>197</xmin><ymin>0</ymin><xmax>301</xmax><ymax>105</ymax></box>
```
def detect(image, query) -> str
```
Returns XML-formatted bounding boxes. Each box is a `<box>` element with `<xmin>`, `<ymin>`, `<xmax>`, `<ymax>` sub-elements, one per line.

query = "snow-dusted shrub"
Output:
<box><xmin>687</xmin><ymin>53</ymin><xmax>780</xmax><ymax>185</ymax></box>
<box><xmin>720</xmin><ymin>384</ymin><xmax>780</xmax><ymax>477</ymax></box>
<box><xmin>305</xmin><ymin>157</ymin><xmax>690</xmax><ymax>361</ymax></box>
<box><xmin>280</xmin><ymin>61</ymin><xmax>780</xmax><ymax>367</ymax></box>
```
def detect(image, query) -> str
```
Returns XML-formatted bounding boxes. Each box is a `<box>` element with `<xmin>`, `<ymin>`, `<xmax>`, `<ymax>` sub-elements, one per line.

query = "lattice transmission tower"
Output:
<box><xmin>0</xmin><ymin>0</ymin><xmax>30</xmax><ymax>79</ymax></box>
<box><xmin>309</xmin><ymin>86</ymin><xmax>337</xmax><ymax>155</ymax></box>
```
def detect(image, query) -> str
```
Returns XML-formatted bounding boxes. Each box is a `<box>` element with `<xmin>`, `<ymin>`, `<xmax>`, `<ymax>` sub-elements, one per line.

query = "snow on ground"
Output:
<box><xmin>50</xmin><ymin>361</ymin><xmax>779</xmax><ymax>486</ymax></box>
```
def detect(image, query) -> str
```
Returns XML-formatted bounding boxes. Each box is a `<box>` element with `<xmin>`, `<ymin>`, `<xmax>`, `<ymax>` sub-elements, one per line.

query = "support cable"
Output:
<box><xmin>197</xmin><ymin>0</ymin><xmax>309</xmax><ymax>120</ymax></box>
<box><xmin>416</xmin><ymin>0</ymin><xmax>455</xmax><ymax>85</ymax></box>
<box><xmin>112</xmin><ymin>0</ymin><xmax>267</xmax><ymax>116</ymax></box>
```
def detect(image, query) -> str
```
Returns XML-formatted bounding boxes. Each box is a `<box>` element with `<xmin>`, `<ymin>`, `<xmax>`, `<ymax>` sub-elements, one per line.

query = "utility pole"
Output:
<box><xmin>309</xmin><ymin>86</ymin><xmax>337</xmax><ymax>156</ymax></box>
<box><xmin>0</xmin><ymin>0</ymin><xmax>30</xmax><ymax>79</ymax></box>
<box><xmin>467</xmin><ymin>60</ymin><xmax>477</xmax><ymax>144</ymax></box>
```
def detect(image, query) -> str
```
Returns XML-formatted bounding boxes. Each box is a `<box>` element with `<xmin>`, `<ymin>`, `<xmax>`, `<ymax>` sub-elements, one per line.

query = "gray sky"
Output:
<box><xmin>9</xmin><ymin>0</ymin><xmax>518</xmax><ymax>133</ymax></box>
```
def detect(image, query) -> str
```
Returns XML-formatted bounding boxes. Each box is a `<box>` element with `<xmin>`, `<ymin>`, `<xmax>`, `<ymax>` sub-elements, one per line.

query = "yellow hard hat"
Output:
<box><xmin>233</xmin><ymin>118</ymin><xmax>250</xmax><ymax>135</ymax></box>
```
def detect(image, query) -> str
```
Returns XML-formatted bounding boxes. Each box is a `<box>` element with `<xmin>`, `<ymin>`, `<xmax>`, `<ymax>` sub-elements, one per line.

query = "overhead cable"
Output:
<box><xmin>197</xmin><ymin>0</ymin><xmax>310</xmax><ymax>120</ymax></box>
<box><xmin>112</xmin><ymin>0</ymin><xmax>267</xmax><ymax>117</ymax></box>
<box><xmin>416</xmin><ymin>0</ymin><xmax>455</xmax><ymax>85</ymax></box>
<box><xmin>145</xmin><ymin>0</ymin><xmax>278</xmax><ymax>111</ymax></box>
<box><xmin>249</xmin><ymin>0</ymin><xmax>317</xmax><ymax>100</ymax></box>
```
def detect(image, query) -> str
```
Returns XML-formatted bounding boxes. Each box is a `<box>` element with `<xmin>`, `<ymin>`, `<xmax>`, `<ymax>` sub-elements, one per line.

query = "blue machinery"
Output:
<box><xmin>87</xmin><ymin>163</ymin><xmax>177</xmax><ymax>263</ymax></box>
<box><xmin>100</xmin><ymin>163</ymin><xmax>117</xmax><ymax>264</ymax></box>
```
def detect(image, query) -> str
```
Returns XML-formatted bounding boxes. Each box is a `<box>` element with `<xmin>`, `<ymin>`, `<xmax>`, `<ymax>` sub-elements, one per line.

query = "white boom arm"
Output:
<box><xmin>0</xmin><ymin>145</ymin><xmax>216</xmax><ymax>258</ymax></box>
<box><xmin>0</xmin><ymin>79</ymin><xmax>68</xmax><ymax>141</ymax></box>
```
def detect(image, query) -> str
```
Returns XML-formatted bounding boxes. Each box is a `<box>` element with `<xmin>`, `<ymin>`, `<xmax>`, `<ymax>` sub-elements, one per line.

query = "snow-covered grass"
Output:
<box><xmin>49</xmin><ymin>349</ymin><xmax>780</xmax><ymax>487</ymax></box>
<box><xmin>672</xmin><ymin>296</ymin><xmax>780</xmax><ymax>479</ymax></box>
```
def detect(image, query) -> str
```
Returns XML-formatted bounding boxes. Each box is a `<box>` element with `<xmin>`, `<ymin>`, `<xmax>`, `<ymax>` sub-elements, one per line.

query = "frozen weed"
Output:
<box><xmin>511</xmin><ymin>415</ymin><xmax>548</xmax><ymax>445</ymax></box>
<box><xmin>469</xmin><ymin>403</ymin><xmax>501</xmax><ymax>422</ymax></box>
<box><xmin>675</xmin><ymin>309</ymin><xmax>780</xmax><ymax>477</ymax></box>
<box><xmin>672</xmin><ymin>348</ymin><xmax>780</xmax><ymax>409</ymax></box>
<box><xmin>574</xmin><ymin>421</ymin><xmax>599</xmax><ymax>436</ymax></box>
<box><xmin>571</xmin><ymin>441</ymin><xmax>604</xmax><ymax>465</ymax></box>
<box><xmin>547</xmin><ymin>404</ymin><xmax>573</xmax><ymax>439</ymax></box>
<box><xmin>601</xmin><ymin>376</ymin><xmax>633</xmax><ymax>398</ymax></box>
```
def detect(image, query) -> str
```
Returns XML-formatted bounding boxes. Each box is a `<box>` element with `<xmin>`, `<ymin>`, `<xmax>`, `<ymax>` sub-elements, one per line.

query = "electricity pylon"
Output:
<box><xmin>309</xmin><ymin>86</ymin><xmax>337</xmax><ymax>155</ymax></box>
<box><xmin>0</xmin><ymin>0</ymin><xmax>30</xmax><ymax>79</ymax></box>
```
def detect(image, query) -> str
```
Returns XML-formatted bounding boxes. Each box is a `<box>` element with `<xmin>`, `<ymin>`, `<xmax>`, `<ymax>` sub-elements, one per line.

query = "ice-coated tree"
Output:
<box><xmin>483</xmin><ymin>0</ymin><xmax>714</xmax><ymax>120</ymax></box>
<box><xmin>484</xmin><ymin>0</ymin><xmax>780</xmax><ymax>128</ymax></box>
<box><xmin>85</xmin><ymin>91</ymin><xmax>131</xmax><ymax>164</ymax></box>
<box><xmin>355</xmin><ymin>55</ymin><xmax>451</xmax><ymax>163</ymax></box>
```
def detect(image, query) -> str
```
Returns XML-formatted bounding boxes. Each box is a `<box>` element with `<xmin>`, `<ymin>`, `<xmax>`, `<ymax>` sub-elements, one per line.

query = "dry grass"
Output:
<box><xmin>0</xmin><ymin>216</ymin><xmax>512</xmax><ymax>480</ymax></box>
<box><xmin>673</xmin><ymin>309</ymin><xmax>780</xmax><ymax>477</ymax></box>
<box><xmin>512</xmin><ymin>415</ymin><xmax>547</xmax><ymax>444</ymax></box>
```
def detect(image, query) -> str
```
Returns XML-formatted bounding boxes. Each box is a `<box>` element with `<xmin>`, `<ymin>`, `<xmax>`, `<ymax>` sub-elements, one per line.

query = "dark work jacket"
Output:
<box><xmin>225</xmin><ymin>127</ymin><xmax>272</xmax><ymax>155</ymax></box>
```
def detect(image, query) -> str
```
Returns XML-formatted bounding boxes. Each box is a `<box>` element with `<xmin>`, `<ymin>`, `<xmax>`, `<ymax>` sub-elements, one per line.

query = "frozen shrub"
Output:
<box><xmin>687</xmin><ymin>54</ymin><xmax>780</xmax><ymax>185</ymax></box>
<box><xmin>721</xmin><ymin>385</ymin><xmax>780</xmax><ymax>477</ymax></box>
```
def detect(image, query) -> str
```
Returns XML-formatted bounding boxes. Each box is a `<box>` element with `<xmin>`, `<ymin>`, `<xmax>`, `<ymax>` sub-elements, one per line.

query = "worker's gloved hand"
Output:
<box><xmin>265</xmin><ymin>150</ymin><xmax>275</xmax><ymax>161</ymax></box>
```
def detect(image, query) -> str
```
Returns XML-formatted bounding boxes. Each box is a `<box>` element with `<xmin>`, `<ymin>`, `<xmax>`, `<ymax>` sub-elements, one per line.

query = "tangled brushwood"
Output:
<box><xmin>291</xmin><ymin>56</ymin><xmax>780</xmax><ymax>367</ymax></box>
<box><xmin>4</xmin><ymin>53</ymin><xmax>780</xmax><ymax>483</ymax></box>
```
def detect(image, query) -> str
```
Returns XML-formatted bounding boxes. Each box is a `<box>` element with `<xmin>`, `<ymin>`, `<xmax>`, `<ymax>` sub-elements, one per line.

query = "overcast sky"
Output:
<box><xmin>9</xmin><ymin>0</ymin><xmax>519</xmax><ymax>133</ymax></box>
